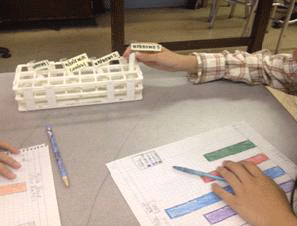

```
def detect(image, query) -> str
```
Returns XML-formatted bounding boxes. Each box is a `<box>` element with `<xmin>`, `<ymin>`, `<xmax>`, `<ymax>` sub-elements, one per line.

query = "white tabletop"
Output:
<box><xmin>1</xmin><ymin>66</ymin><xmax>297</xmax><ymax>226</ymax></box>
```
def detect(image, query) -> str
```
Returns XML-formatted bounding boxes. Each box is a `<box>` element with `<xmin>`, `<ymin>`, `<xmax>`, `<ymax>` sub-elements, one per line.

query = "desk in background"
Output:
<box><xmin>111</xmin><ymin>0</ymin><xmax>274</xmax><ymax>54</ymax></box>
<box><xmin>0</xmin><ymin>67</ymin><xmax>297</xmax><ymax>225</ymax></box>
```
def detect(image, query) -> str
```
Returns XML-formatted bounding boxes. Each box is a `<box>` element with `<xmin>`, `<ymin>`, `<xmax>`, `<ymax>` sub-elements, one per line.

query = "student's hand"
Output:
<box><xmin>123</xmin><ymin>46</ymin><xmax>198</xmax><ymax>73</ymax></box>
<box><xmin>212</xmin><ymin>160</ymin><xmax>297</xmax><ymax>226</ymax></box>
<box><xmin>0</xmin><ymin>141</ymin><xmax>21</xmax><ymax>179</ymax></box>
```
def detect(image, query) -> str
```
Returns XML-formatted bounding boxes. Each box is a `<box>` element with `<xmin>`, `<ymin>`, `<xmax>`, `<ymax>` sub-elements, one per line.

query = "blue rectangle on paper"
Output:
<box><xmin>165</xmin><ymin>192</ymin><xmax>221</xmax><ymax>219</ymax></box>
<box><xmin>165</xmin><ymin>185</ymin><xmax>234</xmax><ymax>219</ymax></box>
<box><xmin>264</xmin><ymin>166</ymin><xmax>285</xmax><ymax>179</ymax></box>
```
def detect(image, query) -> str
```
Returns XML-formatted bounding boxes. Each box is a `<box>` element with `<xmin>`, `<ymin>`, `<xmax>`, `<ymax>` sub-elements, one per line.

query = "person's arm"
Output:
<box><xmin>123</xmin><ymin>47</ymin><xmax>198</xmax><ymax>73</ymax></box>
<box><xmin>212</xmin><ymin>161</ymin><xmax>297</xmax><ymax>226</ymax></box>
<box><xmin>189</xmin><ymin>49</ymin><xmax>297</xmax><ymax>95</ymax></box>
<box><xmin>0</xmin><ymin>141</ymin><xmax>21</xmax><ymax>179</ymax></box>
<box><xmin>199</xmin><ymin>50</ymin><xmax>297</xmax><ymax>95</ymax></box>
<box><xmin>124</xmin><ymin>46</ymin><xmax>297</xmax><ymax>95</ymax></box>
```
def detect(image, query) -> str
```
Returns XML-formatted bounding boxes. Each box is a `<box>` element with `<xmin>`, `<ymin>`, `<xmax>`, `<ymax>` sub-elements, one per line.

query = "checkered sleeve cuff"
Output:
<box><xmin>187</xmin><ymin>52</ymin><xmax>226</xmax><ymax>84</ymax></box>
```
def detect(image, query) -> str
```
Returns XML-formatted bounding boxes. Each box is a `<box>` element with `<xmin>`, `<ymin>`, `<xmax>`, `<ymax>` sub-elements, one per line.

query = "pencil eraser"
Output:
<box><xmin>130</xmin><ymin>43</ymin><xmax>162</xmax><ymax>52</ymax></box>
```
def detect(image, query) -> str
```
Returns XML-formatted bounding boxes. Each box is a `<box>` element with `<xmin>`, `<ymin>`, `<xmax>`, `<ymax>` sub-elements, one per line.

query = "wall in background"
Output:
<box><xmin>102</xmin><ymin>0</ymin><xmax>188</xmax><ymax>9</ymax></box>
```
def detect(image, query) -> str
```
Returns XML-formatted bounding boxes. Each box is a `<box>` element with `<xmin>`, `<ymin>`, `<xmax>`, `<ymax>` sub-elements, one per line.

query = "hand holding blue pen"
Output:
<box><xmin>47</xmin><ymin>125</ymin><xmax>70</xmax><ymax>187</ymax></box>
<box><xmin>173</xmin><ymin>166</ymin><xmax>226</xmax><ymax>182</ymax></box>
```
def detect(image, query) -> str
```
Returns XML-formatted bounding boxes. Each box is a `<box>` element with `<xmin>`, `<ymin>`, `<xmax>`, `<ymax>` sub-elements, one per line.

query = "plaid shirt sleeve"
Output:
<box><xmin>188</xmin><ymin>50</ymin><xmax>297</xmax><ymax>95</ymax></box>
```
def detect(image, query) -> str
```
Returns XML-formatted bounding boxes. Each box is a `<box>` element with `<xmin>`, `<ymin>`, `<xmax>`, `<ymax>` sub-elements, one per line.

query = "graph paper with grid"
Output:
<box><xmin>107</xmin><ymin>122</ymin><xmax>297</xmax><ymax>226</ymax></box>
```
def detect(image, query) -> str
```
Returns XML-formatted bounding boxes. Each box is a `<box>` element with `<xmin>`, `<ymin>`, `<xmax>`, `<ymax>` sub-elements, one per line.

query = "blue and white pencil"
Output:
<box><xmin>47</xmin><ymin>125</ymin><xmax>70</xmax><ymax>187</ymax></box>
<box><xmin>173</xmin><ymin>166</ymin><xmax>226</xmax><ymax>182</ymax></box>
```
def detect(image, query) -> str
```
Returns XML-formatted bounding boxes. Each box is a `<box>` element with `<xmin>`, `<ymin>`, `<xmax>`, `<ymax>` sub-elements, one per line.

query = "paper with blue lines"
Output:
<box><xmin>107</xmin><ymin>122</ymin><xmax>297</xmax><ymax>226</ymax></box>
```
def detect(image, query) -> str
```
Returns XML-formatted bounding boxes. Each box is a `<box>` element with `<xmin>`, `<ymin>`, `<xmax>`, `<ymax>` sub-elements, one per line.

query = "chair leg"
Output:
<box><xmin>275</xmin><ymin>0</ymin><xmax>296</xmax><ymax>53</ymax></box>
<box><xmin>208</xmin><ymin>0</ymin><xmax>219</xmax><ymax>28</ymax></box>
<box><xmin>266</xmin><ymin>3</ymin><xmax>279</xmax><ymax>33</ymax></box>
<box><xmin>228</xmin><ymin>3</ymin><xmax>236</xmax><ymax>18</ymax></box>
<box><xmin>241</xmin><ymin>0</ymin><xmax>259</xmax><ymax>36</ymax></box>
<box><xmin>244</xmin><ymin>1</ymin><xmax>251</xmax><ymax>18</ymax></box>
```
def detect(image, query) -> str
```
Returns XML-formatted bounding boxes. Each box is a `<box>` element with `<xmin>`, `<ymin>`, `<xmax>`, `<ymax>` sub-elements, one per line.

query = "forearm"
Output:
<box><xmin>176</xmin><ymin>54</ymin><xmax>198</xmax><ymax>74</ymax></box>
<box><xmin>188</xmin><ymin>50</ymin><xmax>297</xmax><ymax>95</ymax></box>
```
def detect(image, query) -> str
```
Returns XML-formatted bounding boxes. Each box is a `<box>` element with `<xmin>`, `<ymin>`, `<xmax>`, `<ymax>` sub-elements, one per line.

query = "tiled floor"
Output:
<box><xmin>0</xmin><ymin>5</ymin><xmax>296</xmax><ymax>73</ymax></box>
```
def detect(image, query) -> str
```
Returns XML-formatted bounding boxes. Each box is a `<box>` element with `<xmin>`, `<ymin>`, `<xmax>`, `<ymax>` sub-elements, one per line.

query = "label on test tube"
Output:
<box><xmin>130</xmin><ymin>43</ymin><xmax>162</xmax><ymax>52</ymax></box>
<box><xmin>63</xmin><ymin>53</ymin><xmax>89</xmax><ymax>74</ymax></box>
<box><xmin>94</xmin><ymin>51</ymin><xmax>120</xmax><ymax>67</ymax></box>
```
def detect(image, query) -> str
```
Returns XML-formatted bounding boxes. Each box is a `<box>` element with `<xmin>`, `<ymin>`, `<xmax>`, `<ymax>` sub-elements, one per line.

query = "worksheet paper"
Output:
<box><xmin>0</xmin><ymin>144</ymin><xmax>61</xmax><ymax>226</ymax></box>
<box><xmin>107</xmin><ymin>122</ymin><xmax>297</xmax><ymax>226</ymax></box>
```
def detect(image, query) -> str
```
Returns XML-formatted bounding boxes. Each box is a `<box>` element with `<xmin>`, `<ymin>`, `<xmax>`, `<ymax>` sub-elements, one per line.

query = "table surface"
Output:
<box><xmin>1</xmin><ymin>66</ymin><xmax>297</xmax><ymax>226</ymax></box>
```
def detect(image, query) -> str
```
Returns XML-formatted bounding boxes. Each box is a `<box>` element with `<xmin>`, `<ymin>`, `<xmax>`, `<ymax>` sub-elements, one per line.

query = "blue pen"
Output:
<box><xmin>47</xmin><ymin>125</ymin><xmax>70</xmax><ymax>187</ymax></box>
<box><xmin>173</xmin><ymin>166</ymin><xmax>226</xmax><ymax>182</ymax></box>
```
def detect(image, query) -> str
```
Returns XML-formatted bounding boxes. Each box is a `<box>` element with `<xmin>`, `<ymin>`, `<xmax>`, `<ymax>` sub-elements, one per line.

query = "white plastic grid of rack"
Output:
<box><xmin>12</xmin><ymin>55</ymin><xmax>143</xmax><ymax>111</ymax></box>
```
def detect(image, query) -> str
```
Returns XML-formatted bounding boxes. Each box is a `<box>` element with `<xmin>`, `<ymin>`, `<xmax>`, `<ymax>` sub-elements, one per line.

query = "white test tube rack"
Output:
<box><xmin>12</xmin><ymin>53</ymin><xmax>143</xmax><ymax>111</ymax></box>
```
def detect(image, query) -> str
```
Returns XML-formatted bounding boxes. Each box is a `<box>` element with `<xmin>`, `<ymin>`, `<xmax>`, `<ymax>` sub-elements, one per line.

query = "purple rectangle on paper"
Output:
<box><xmin>204</xmin><ymin>206</ymin><xmax>237</xmax><ymax>224</ymax></box>
<box><xmin>279</xmin><ymin>180</ymin><xmax>295</xmax><ymax>193</ymax></box>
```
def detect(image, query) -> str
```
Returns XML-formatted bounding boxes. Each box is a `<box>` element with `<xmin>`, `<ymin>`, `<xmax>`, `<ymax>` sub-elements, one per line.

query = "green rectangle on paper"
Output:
<box><xmin>204</xmin><ymin>140</ymin><xmax>256</xmax><ymax>162</ymax></box>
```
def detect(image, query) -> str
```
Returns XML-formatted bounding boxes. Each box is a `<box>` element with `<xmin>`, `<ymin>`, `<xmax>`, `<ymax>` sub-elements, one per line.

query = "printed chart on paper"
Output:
<box><xmin>0</xmin><ymin>144</ymin><xmax>61</xmax><ymax>226</ymax></box>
